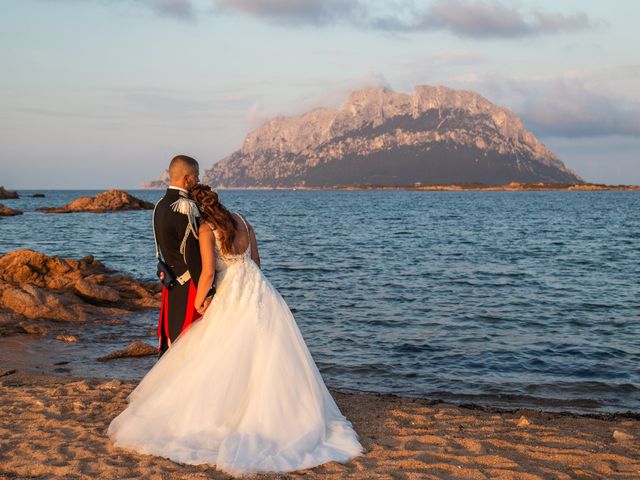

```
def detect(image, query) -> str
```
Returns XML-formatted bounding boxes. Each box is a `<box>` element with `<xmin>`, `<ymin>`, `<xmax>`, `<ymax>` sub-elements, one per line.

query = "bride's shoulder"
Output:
<box><xmin>199</xmin><ymin>221</ymin><xmax>216</xmax><ymax>236</ymax></box>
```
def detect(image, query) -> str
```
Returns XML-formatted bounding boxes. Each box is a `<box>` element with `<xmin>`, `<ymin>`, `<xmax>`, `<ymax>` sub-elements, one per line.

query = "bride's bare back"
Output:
<box><xmin>194</xmin><ymin>212</ymin><xmax>260</xmax><ymax>313</ymax></box>
<box><xmin>224</xmin><ymin>213</ymin><xmax>251</xmax><ymax>256</ymax></box>
<box><xmin>209</xmin><ymin>213</ymin><xmax>259</xmax><ymax>263</ymax></box>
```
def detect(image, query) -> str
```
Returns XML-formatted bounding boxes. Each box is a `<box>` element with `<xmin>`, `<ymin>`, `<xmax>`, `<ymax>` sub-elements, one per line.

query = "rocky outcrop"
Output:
<box><xmin>0</xmin><ymin>249</ymin><xmax>161</xmax><ymax>336</ymax></box>
<box><xmin>38</xmin><ymin>190</ymin><xmax>153</xmax><ymax>213</ymax></box>
<box><xmin>197</xmin><ymin>85</ymin><xmax>582</xmax><ymax>187</ymax></box>
<box><xmin>0</xmin><ymin>204</ymin><xmax>23</xmax><ymax>217</ymax></box>
<box><xmin>31</xmin><ymin>193</ymin><xmax>45</xmax><ymax>198</ymax></box>
<box><xmin>0</xmin><ymin>187</ymin><xmax>19</xmax><ymax>199</ymax></box>
<box><xmin>98</xmin><ymin>341</ymin><xmax>157</xmax><ymax>361</ymax></box>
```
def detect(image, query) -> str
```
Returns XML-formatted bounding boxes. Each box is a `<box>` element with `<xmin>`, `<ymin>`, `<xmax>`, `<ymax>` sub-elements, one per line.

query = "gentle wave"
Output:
<box><xmin>0</xmin><ymin>189</ymin><xmax>639</xmax><ymax>413</ymax></box>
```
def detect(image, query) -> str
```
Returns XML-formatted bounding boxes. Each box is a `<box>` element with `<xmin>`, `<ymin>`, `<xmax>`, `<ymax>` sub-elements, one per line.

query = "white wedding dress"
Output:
<box><xmin>108</xmin><ymin>215</ymin><xmax>363</xmax><ymax>476</ymax></box>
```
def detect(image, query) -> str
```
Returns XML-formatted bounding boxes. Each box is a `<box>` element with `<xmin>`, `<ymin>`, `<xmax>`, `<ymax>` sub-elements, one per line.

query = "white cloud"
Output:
<box><xmin>246</xmin><ymin>103</ymin><xmax>272</xmax><ymax>128</ymax></box>
<box><xmin>285</xmin><ymin>73</ymin><xmax>391</xmax><ymax>114</ymax></box>
<box><xmin>214</xmin><ymin>0</ymin><xmax>363</xmax><ymax>26</ymax></box>
<box><xmin>213</xmin><ymin>0</ymin><xmax>596</xmax><ymax>38</ymax></box>
<box><xmin>447</xmin><ymin>70</ymin><xmax>640</xmax><ymax>138</ymax></box>
<box><xmin>153</xmin><ymin>0</ymin><xmax>194</xmax><ymax>19</ymax></box>
<box><xmin>49</xmin><ymin>0</ymin><xmax>598</xmax><ymax>38</ymax></box>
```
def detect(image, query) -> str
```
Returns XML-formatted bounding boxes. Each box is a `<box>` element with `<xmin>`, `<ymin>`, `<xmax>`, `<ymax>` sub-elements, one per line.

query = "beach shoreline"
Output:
<box><xmin>1</xmin><ymin>370</ymin><xmax>638</xmax><ymax>479</ymax></box>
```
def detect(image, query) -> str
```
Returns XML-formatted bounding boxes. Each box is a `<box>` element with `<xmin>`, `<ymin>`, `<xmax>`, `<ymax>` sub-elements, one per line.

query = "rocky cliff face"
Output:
<box><xmin>141</xmin><ymin>171</ymin><xmax>170</xmax><ymax>190</ymax></box>
<box><xmin>158</xmin><ymin>85</ymin><xmax>582</xmax><ymax>188</ymax></box>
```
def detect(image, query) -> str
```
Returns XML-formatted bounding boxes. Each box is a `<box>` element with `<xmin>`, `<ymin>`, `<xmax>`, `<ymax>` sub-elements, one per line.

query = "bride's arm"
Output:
<box><xmin>248</xmin><ymin>222</ymin><xmax>260</xmax><ymax>267</ymax></box>
<box><xmin>195</xmin><ymin>223</ymin><xmax>215</xmax><ymax>313</ymax></box>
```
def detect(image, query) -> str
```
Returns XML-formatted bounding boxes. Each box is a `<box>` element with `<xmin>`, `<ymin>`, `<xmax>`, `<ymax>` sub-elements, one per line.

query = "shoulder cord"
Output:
<box><xmin>153</xmin><ymin>195</ymin><xmax>199</xmax><ymax>262</ymax></box>
<box><xmin>169</xmin><ymin>195</ymin><xmax>200</xmax><ymax>263</ymax></box>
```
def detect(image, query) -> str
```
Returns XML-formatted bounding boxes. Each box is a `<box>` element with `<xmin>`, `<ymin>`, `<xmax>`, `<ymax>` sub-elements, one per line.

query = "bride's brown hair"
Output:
<box><xmin>189</xmin><ymin>184</ymin><xmax>238</xmax><ymax>255</ymax></box>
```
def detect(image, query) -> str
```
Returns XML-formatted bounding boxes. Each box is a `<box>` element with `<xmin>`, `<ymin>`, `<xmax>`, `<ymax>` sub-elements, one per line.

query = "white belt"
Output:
<box><xmin>177</xmin><ymin>270</ymin><xmax>191</xmax><ymax>285</ymax></box>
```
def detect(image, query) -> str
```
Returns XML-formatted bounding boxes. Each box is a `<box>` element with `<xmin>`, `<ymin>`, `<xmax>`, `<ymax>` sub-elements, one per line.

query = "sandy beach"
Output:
<box><xmin>0</xmin><ymin>370</ymin><xmax>638</xmax><ymax>480</ymax></box>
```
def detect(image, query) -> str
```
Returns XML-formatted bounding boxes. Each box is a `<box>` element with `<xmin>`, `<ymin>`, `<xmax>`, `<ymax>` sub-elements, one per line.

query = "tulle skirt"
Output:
<box><xmin>107</xmin><ymin>259</ymin><xmax>363</xmax><ymax>476</ymax></box>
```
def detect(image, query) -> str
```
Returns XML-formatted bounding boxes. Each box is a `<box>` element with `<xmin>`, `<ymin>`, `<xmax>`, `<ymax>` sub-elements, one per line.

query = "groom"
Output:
<box><xmin>153</xmin><ymin>155</ymin><xmax>210</xmax><ymax>353</ymax></box>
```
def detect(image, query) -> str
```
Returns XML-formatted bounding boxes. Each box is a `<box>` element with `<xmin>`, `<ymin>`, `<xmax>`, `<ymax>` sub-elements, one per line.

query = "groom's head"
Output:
<box><xmin>169</xmin><ymin>155</ymin><xmax>199</xmax><ymax>190</ymax></box>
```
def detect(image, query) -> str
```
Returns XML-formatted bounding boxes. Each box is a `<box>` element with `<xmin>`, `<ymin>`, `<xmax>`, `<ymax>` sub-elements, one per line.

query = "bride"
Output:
<box><xmin>107</xmin><ymin>184</ymin><xmax>363</xmax><ymax>476</ymax></box>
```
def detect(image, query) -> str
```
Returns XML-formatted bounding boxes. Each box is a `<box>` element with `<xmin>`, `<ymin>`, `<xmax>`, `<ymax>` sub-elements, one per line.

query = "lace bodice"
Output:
<box><xmin>207</xmin><ymin>213</ymin><xmax>251</xmax><ymax>272</ymax></box>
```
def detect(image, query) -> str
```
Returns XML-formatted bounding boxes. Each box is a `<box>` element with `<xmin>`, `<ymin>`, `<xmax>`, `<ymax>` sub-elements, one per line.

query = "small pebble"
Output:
<box><xmin>56</xmin><ymin>335</ymin><xmax>78</xmax><ymax>342</ymax></box>
<box><xmin>613</xmin><ymin>430</ymin><xmax>634</xmax><ymax>442</ymax></box>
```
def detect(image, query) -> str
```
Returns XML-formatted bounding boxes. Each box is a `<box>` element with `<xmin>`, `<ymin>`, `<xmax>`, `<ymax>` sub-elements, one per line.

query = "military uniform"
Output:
<box><xmin>153</xmin><ymin>187</ymin><xmax>203</xmax><ymax>353</ymax></box>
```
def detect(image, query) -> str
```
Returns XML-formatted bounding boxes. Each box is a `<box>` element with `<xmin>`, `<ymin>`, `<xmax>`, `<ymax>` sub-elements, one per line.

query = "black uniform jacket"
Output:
<box><xmin>153</xmin><ymin>187</ymin><xmax>202</xmax><ymax>285</ymax></box>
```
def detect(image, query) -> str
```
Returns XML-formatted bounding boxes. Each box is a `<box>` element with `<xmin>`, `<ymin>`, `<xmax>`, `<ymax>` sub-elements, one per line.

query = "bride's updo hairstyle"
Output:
<box><xmin>189</xmin><ymin>184</ymin><xmax>238</xmax><ymax>255</ymax></box>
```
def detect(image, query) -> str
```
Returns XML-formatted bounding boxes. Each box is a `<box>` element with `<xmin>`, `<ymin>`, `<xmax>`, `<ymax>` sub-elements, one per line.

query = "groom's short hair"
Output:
<box><xmin>169</xmin><ymin>155</ymin><xmax>199</xmax><ymax>181</ymax></box>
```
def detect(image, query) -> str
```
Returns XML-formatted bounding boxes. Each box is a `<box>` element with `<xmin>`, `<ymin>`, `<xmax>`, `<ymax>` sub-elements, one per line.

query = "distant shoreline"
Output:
<box><xmin>5</xmin><ymin>183</ymin><xmax>640</xmax><ymax>192</ymax></box>
<box><xmin>140</xmin><ymin>182</ymin><xmax>640</xmax><ymax>191</ymax></box>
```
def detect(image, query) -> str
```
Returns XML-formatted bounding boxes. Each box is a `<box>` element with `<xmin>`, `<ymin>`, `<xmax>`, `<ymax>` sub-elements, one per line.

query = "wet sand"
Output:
<box><xmin>0</xmin><ymin>371</ymin><xmax>638</xmax><ymax>479</ymax></box>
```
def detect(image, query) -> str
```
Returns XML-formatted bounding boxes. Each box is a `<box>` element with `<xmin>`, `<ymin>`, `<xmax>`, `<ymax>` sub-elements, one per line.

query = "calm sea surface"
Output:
<box><xmin>1</xmin><ymin>190</ymin><xmax>639</xmax><ymax>413</ymax></box>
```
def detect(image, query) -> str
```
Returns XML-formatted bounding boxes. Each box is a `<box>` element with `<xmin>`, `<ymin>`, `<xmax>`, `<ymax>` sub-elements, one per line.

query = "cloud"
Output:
<box><xmin>532</xmin><ymin>11</ymin><xmax>593</xmax><ymax>35</ymax></box>
<box><xmin>372</xmin><ymin>0</ymin><xmax>530</xmax><ymax>37</ymax></box>
<box><xmin>152</xmin><ymin>0</ymin><xmax>194</xmax><ymax>19</ymax></box>
<box><xmin>214</xmin><ymin>0</ymin><xmax>363</xmax><ymax>26</ymax></box>
<box><xmin>212</xmin><ymin>0</ymin><xmax>596</xmax><ymax>38</ymax></box>
<box><xmin>246</xmin><ymin>103</ymin><xmax>271</xmax><ymax>128</ymax></box>
<box><xmin>286</xmin><ymin>72</ymin><xmax>391</xmax><ymax>114</ymax></box>
<box><xmin>243</xmin><ymin>70</ymin><xmax>640</xmax><ymax>140</ymax></box>
<box><xmin>413</xmin><ymin>0</ymin><xmax>594</xmax><ymax>38</ymax></box>
<box><xmin>50</xmin><ymin>0</ymin><xmax>197</xmax><ymax>19</ymax></box>
<box><xmin>516</xmin><ymin>81</ymin><xmax>640</xmax><ymax>138</ymax></box>
<box><xmin>242</xmin><ymin>73</ymin><xmax>390</xmax><ymax>127</ymax></box>
<box><xmin>448</xmin><ymin>71</ymin><xmax>640</xmax><ymax>138</ymax></box>
<box><xmin>51</xmin><ymin>0</ymin><xmax>597</xmax><ymax>37</ymax></box>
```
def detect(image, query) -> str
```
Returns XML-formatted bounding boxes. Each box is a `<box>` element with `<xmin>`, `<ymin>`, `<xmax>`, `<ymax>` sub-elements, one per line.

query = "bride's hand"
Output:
<box><xmin>196</xmin><ymin>296</ymin><xmax>212</xmax><ymax>315</ymax></box>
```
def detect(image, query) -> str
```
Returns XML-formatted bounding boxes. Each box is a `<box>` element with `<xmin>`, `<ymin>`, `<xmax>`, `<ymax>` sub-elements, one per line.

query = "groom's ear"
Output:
<box><xmin>169</xmin><ymin>155</ymin><xmax>199</xmax><ymax>184</ymax></box>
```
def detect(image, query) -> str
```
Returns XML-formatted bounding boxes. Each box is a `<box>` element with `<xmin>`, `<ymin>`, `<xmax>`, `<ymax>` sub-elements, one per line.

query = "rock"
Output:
<box><xmin>516</xmin><ymin>416</ymin><xmax>530</xmax><ymax>427</ymax></box>
<box><xmin>97</xmin><ymin>379</ymin><xmax>122</xmax><ymax>389</ymax></box>
<box><xmin>164</xmin><ymin>85</ymin><xmax>585</xmax><ymax>189</ymax></box>
<box><xmin>2</xmin><ymin>284</ymin><xmax>85</xmax><ymax>322</ymax></box>
<box><xmin>98</xmin><ymin>341</ymin><xmax>158</xmax><ymax>361</ymax></box>
<box><xmin>56</xmin><ymin>335</ymin><xmax>78</xmax><ymax>342</ymax></box>
<box><xmin>0</xmin><ymin>186</ymin><xmax>19</xmax><ymax>199</ymax></box>
<box><xmin>74</xmin><ymin>278</ymin><xmax>120</xmax><ymax>304</ymax></box>
<box><xmin>38</xmin><ymin>189</ymin><xmax>154</xmax><ymax>214</ymax></box>
<box><xmin>0</xmin><ymin>249</ymin><xmax>161</xmax><ymax>331</ymax></box>
<box><xmin>31</xmin><ymin>193</ymin><xmax>45</xmax><ymax>197</ymax></box>
<box><xmin>613</xmin><ymin>430</ymin><xmax>634</xmax><ymax>442</ymax></box>
<box><xmin>0</xmin><ymin>203</ymin><xmax>23</xmax><ymax>217</ymax></box>
<box><xmin>0</xmin><ymin>249</ymin><xmax>80</xmax><ymax>287</ymax></box>
<box><xmin>17</xmin><ymin>321</ymin><xmax>47</xmax><ymax>336</ymax></box>
<box><xmin>105</xmin><ymin>318</ymin><xmax>125</xmax><ymax>326</ymax></box>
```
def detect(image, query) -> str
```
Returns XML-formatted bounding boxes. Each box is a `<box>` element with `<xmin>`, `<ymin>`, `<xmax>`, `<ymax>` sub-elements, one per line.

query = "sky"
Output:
<box><xmin>1</xmin><ymin>0</ymin><xmax>639</xmax><ymax>188</ymax></box>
